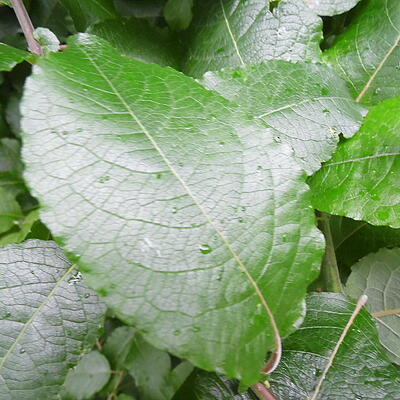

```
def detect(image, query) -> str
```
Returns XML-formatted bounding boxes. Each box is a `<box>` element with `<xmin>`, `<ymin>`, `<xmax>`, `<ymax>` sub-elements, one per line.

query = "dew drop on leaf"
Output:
<box><xmin>19</xmin><ymin>348</ymin><xmax>25</xmax><ymax>354</ymax></box>
<box><xmin>173</xmin><ymin>329</ymin><xmax>181</xmax><ymax>336</ymax></box>
<box><xmin>172</xmin><ymin>207</ymin><xmax>178</xmax><ymax>214</ymax></box>
<box><xmin>199</xmin><ymin>244</ymin><xmax>212</xmax><ymax>254</ymax></box>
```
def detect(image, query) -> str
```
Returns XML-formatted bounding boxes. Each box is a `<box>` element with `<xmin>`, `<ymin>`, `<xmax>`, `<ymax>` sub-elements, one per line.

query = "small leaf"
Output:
<box><xmin>164</xmin><ymin>0</ymin><xmax>194</xmax><ymax>30</ymax></box>
<box><xmin>173</xmin><ymin>369</ymin><xmax>258</xmax><ymax>400</ymax></box>
<box><xmin>63</xmin><ymin>351</ymin><xmax>111</xmax><ymax>400</ymax></box>
<box><xmin>59</xmin><ymin>0</ymin><xmax>117</xmax><ymax>31</ymax></box>
<box><xmin>0</xmin><ymin>43</ymin><xmax>29</xmax><ymax>72</ymax></box>
<box><xmin>88</xmin><ymin>17</ymin><xmax>182</xmax><ymax>68</ymax></box>
<box><xmin>324</xmin><ymin>0</ymin><xmax>400</xmax><ymax>104</ymax></box>
<box><xmin>201</xmin><ymin>61</ymin><xmax>365</xmax><ymax>174</ymax></box>
<box><xmin>346</xmin><ymin>248</ymin><xmax>400</xmax><ymax>364</ymax></box>
<box><xmin>0</xmin><ymin>209</ymin><xmax>40</xmax><ymax>245</ymax></box>
<box><xmin>124</xmin><ymin>333</ymin><xmax>193</xmax><ymax>400</ymax></box>
<box><xmin>0</xmin><ymin>187</ymin><xmax>22</xmax><ymax>235</ymax></box>
<box><xmin>0</xmin><ymin>1</ymin><xmax>12</xmax><ymax>7</ymax></box>
<box><xmin>310</xmin><ymin>97</ymin><xmax>400</xmax><ymax>228</ymax></box>
<box><xmin>184</xmin><ymin>0</ymin><xmax>322</xmax><ymax>77</ymax></box>
<box><xmin>269</xmin><ymin>293</ymin><xmax>400</xmax><ymax>399</ymax></box>
<box><xmin>0</xmin><ymin>240</ymin><xmax>106</xmax><ymax>399</ymax></box>
<box><xmin>21</xmin><ymin>33</ymin><xmax>324</xmax><ymax>384</ymax></box>
<box><xmin>304</xmin><ymin>0</ymin><xmax>361</xmax><ymax>16</ymax></box>
<box><xmin>33</xmin><ymin>27</ymin><xmax>60</xmax><ymax>54</ymax></box>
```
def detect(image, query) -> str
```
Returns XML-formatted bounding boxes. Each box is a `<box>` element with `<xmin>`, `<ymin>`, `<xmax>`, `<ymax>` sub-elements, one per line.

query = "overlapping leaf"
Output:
<box><xmin>201</xmin><ymin>61</ymin><xmax>365</xmax><ymax>173</ymax></box>
<box><xmin>324</xmin><ymin>0</ymin><xmax>400</xmax><ymax>105</ymax></box>
<box><xmin>88</xmin><ymin>18</ymin><xmax>182</xmax><ymax>68</ymax></box>
<box><xmin>184</xmin><ymin>0</ymin><xmax>322</xmax><ymax>77</ymax></box>
<box><xmin>305</xmin><ymin>0</ymin><xmax>361</xmax><ymax>16</ymax></box>
<box><xmin>21</xmin><ymin>34</ymin><xmax>324</xmax><ymax>384</ymax></box>
<box><xmin>269</xmin><ymin>293</ymin><xmax>400</xmax><ymax>399</ymax></box>
<box><xmin>0</xmin><ymin>240</ymin><xmax>106</xmax><ymax>400</ymax></box>
<box><xmin>310</xmin><ymin>97</ymin><xmax>400</xmax><ymax>228</ymax></box>
<box><xmin>346</xmin><ymin>248</ymin><xmax>400</xmax><ymax>364</ymax></box>
<box><xmin>0</xmin><ymin>43</ymin><xmax>28</xmax><ymax>72</ymax></box>
<box><xmin>59</xmin><ymin>0</ymin><xmax>117</xmax><ymax>31</ymax></box>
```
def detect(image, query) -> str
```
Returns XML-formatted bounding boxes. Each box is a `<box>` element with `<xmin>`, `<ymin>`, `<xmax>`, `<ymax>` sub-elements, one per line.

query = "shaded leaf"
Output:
<box><xmin>324</xmin><ymin>0</ymin><xmax>400</xmax><ymax>105</ymax></box>
<box><xmin>0</xmin><ymin>240</ymin><xmax>106</xmax><ymax>400</ymax></box>
<box><xmin>305</xmin><ymin>0</ymin><xmax>361</xmax><ymax>16</ymax></box>
<box><xmin>330</xmin><ymin>215</ymin><xmax>400</xmax><ymax>273</ymax></box>
<box><xmin>63</xmin><ymin>351</ymin><xmax>111</xmax><ymax>400</ymax></box>
<box><xmin>20</xmin><ymin>33</ymin><xmax>324</xmax><ymax>384</ymax></box>
<box><xmin>270</xmin><ymin>293</ymin><xmax>400</xmax><ymax>399</ymax></box>
<box><xmin>184</xmin><ymin>0</ymin><xmax>322</xmax><ymax>77</ymax></box>
<box><xmin>124</xmin><ymin>333</ymin><xmax>193</xmax><ymax>400</ymax></box>
<box><xmin>164</xmin><ymin>0</ymin><xmax>193</xmax><ymax>30</ymax></box>
<box><xmin>346</xmin><ymin>248</ymin><xmax>400</xmax><ymax>364</ymax></box>
<box><xmin>59</xmin><ymin>0</ymin><xmax>117</xmax><ymax>31</ymax></box>
<box><xmin>0</xmin><ymin>138</ymin><xmax>24</xmax><ymax>194</ymax></box>
<box><xmin>0</xmin><ymin>187</ymin><xmax>22</xmax><ymax>235</ymax></box>
<box><xmin>201</xmin><ymin>61</ymin><xmax>365</xmax><ymax>173</ymax></box>
<box><xmin>114</xmin><ymin>0</ymin><xmax>165</xmax><ymax>18</ymax></box>
<box><xmin>0</xmin><ymin>43</ymin><xmax>28</xmax><ymax>72</ymax></box>
<box><xmin>0</xmin><ymin>209</ymin><xmax>40</xmax><ymax>245</ymax></box>
<box><xmin>310</xmin><ymin>97</ymin><xmax>400</xmax><ymax>228</ymax></box>
<box><xmin>88</xmin><ymin>18</ymin><xmax>182</xmax><ymax>68</ymax></box>
<box><xmin>173</xmin><ymin>369</ymin><xmax>258</xmax><ymax>400</ymax></box>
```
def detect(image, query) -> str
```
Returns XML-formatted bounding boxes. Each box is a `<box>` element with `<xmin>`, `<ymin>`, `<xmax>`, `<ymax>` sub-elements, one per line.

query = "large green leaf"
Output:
<box><xmin>88</xmin><ymin>18</ymin><xmax>182</xmax><ymax>69</ymax></box>
<box><xmin>310</xmin><ymin>97</ymin><xmax>400</xmax><ymax>228</ymax></box>
<box><xmin>173</xmin><ymin>369</ymin><xmax>258</xmax><ymax>400</ymax></box>
<box><xmin>305</xmin><ymin>0</ymin><xmax>361</xmax><ymax>16</ymax></box>
<box><xmin>59</xmin><ymin>0</ymin><xmax>117</xmax><ymax>31</ymax></box>
<box><xmin>201</xmin><ymin>61</ymin><xmax>365</xmax><ymax>174</ymax></box>
<box><xmin>0</xmin><ymin>240</ymin><xmax>106</xmax><ymax>400</ymax></box>
<box><xmin>184</xmin><ymin>0</ymin><xmax>322</xmax><ymax>77</ymax></box>
<box><xmin>324</xmin><ymin>0</ymin><xmax>400</xmax><ymax>105</ymax></box>
<box><xmin>269</xmin><ymin>293</ymin><xmax>400</xmax><ymax>399</ymax></box>
<box><xmin>20</xmin><ymin>34</ymin><xmax>324</xmax><ymax>384</ymax></box>
<box><xmin>346</xmin><ymin>248</ymin><xmax>400</xmax><ymax>364</ymax></box>
<box><xmin>0</xmin><ymin>43</ymin><xmax>28</xmax><ymax>72</ymax></box>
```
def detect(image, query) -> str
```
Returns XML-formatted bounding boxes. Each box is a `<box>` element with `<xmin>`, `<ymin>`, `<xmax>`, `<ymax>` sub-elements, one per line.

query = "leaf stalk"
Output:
<box><xmin>11</xmin><ymin>0</ymin><xmax>43</xmax><ymax>55</ymax></box>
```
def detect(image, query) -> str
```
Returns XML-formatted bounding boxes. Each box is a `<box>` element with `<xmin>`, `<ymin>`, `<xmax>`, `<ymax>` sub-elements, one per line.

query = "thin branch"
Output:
<box><xmin>316</xmin><ymin>211</ymin><xmax>343</xmax><ymax>293</ymax></box>
<box><xmin>251</xmin><ymin>383</ymin><xmax>277</xmax><ymax>400</ymax></box>
<box><xmin>373</xmin><ymin>308</ymin><xmax>400</xmax><ymax>318</ymax></box>
<box><xmin>11</xmin><ymin>0</ymin><xmax>43</xmax><ymax>55</ymax></box>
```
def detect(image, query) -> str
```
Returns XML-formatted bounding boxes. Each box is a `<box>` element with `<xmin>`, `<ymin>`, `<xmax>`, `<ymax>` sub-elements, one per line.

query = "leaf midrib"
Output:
<box><xmin>0</xmin><ymin>263</ymin><xmax>76</xmax><ymax>373</ymax></box>
<box><xmin>79</xmin><ymin>44</ymin><xmax>281</xmax><ymax>360</ymax></box>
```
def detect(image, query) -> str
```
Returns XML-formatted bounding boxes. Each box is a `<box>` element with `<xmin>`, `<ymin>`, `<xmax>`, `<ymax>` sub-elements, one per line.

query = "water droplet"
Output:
<box><xmin>374</xmin><ymin>87</ymin><xmax>381</xmax><ymax>95</ymax></box>
<box><xmin>68</xmin><ymin>271</ymin><xmax>82</xmax><ymax>285</ymax></box>
<box><xmin>84</xmin><ymin>293</ymin><xmax>90</xmax><ymax>298</ymax></box>
<box><xmin>240</xmin><ymin>206</ymin><xmax>246</xmax><ymax>212</ymax></box>
<box><xmin>172</xmin><ymin>207</ymin><xmax>178</xmax><ymax>214</ymax></box>
<box><xmin>19</xmin><ymin>348</ymin><xmax>26</xmax><ymax>354</ymax></box>
<box><xmin>216</xmin><ymin>47</ymin><xmax>225</xmax><ymax>54</ymax></box>
<box><xmin>193</xmin><ymin>326</ymin><xmax>201</xmax><ymax>332</ymax></box>
<box><xmin>371</xmin><ymin>193</ymin><xmax>380</xmax><ymax>201</ymax></box>
<box><xmin>238</xmin><ymin>217</ymin><xmax>244</xmax><ymax>223</ymax></box>
<box><xmin>173</xmin><ymin>329</ymin><xmax>181</xmax><ymax>336</ymax></box>
<box><xmin>178</xmin><ymin>162</ymin><xmax>184</xmax><ymax>167</ymax></box>
<box><xmin>315</xmin><ymin>368</ymin><xmax>322</xmax><ymax>377</ymax></box>
<box><xmin>257</xmin><ymin>165</ymin><xmax>263</xmax><ymax>171</ymax></box>
<box><xmin>322</xmin><ymin>109</ymin><xmax>330</xmax><ymax>113</ymax></box>
<box><xmin>61</xmin><ymin>130</ymin><xmax>68</xmax><ymax>136</ymax></box>
<box><xmin>274</xmin><ymin>136</ymin><xmax>282</xmax><ymax>143</ymax></box>
<box><xmin>199</xmin><ymin>244</ymin><xmax>212</xmax><ymax>254</ymax></box>
<box><xmin>76</xmin><ymin>128</ymin><xmax>83</xmax><ymax>133</ymax></box>
<box><xmin>156</xmin><ymin>172</ymin><xmax>162</xmax><ymax>179</ymax></box>
<box><xmin>101</xmin><ymin>114</ymin><xmax>109</xmax><ymax>120</ymax></box>
<box><xmin>3</xmin><ymin>311</ymin><xmax>11</xmax><ymax>318</ymax></box>
<box><xmin>219</xmin><ymin>141</ymin><xmax>225</xmax><ymax>146</ymax></box>
<box><xmin>216</xmin><ymin>273</ymin><xmax>222</xmax><ymax>281</ymax></box>
<box><xmin>98</xmin><ymin>175</ymin><xmax>110</xmax><ymax>183</ymax></box>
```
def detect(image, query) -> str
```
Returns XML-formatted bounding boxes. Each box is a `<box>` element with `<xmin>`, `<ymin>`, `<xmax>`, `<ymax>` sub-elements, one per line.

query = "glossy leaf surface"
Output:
<box><xmin>324</xmin><ymin>0</ymin><xmax>400</xmax><ymax>105</ymax></box>
<box><xmin>270</xmin><ymin>293</ymin><xmax>400</xmax><ymax>399</ymax></box>
<box><xmin>346</xmin><ymin>248</ymin><xmax>400</xmax><ymax>364</ymax></box>
<box><xmin>0</xmin><ymin>240</ymin><xmax>106</xmax><ymax>400</ymax></box>
<box><xmin>305</xmin><ymin>0</ymin><xmax>361</xmax><ymax>16</ymax></box>
<box><xmin>21</xmin><ymin>34</ymin><xmax>324</xmax><ymax>384</ymax></box>
<box><xmin>201</xmin><ymin>61</ymin><xmax>365</xmax><ymax>173</ymax></box>
<box><xmin>184</xmin><ymin>0</ymin><xmax>322</xmax><ymax>77</ymax></box>
<box><xmin>310</xmin><ymin>97</ymin><xmax>400</xmax><ymax>228</ymax></box>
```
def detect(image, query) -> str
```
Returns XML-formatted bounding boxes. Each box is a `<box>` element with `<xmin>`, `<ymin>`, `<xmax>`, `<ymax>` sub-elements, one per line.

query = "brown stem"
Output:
<box><xmin>251</xmin><ymin>383</ymin><xmax>277</xmax><ymax>400</ymax></box>
<box><xmin>11</xmin><ymin>0</ymin><xmax>43</xmax><ymax>55</ymax></box>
